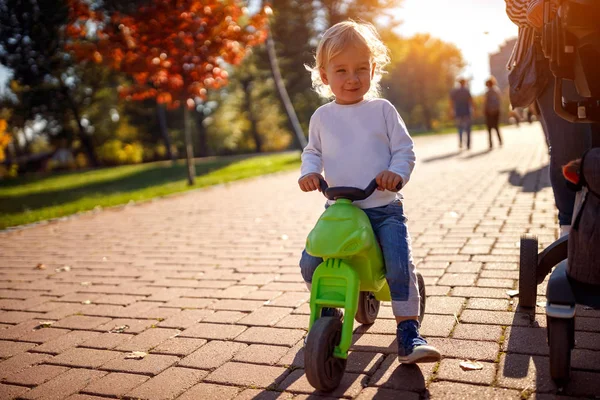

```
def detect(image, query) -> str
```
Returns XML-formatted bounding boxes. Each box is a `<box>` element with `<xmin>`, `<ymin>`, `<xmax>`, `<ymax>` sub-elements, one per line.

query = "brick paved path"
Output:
<box><xmin>2</xmin><ymin>123</ymin><xmax>599</xmax><ymax>400</ymax></box>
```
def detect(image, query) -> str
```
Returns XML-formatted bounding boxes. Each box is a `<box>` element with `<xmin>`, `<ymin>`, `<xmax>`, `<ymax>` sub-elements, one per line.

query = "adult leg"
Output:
<box><xmin>536</xmin><ymin>78</ymin><xmax>593</xmax><ymax>226</ymax></box>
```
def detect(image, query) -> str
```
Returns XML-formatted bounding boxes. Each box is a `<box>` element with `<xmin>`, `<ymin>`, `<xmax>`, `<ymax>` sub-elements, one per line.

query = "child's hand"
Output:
<box><xmin>376</xmin><ymin>171</ymin><xmax>403</xmax><ymax>191</ymax></box>
<box><xmin>299</xmin><ymin>173</ymin><xmax>324</xmax><ymax>192</ymax></box>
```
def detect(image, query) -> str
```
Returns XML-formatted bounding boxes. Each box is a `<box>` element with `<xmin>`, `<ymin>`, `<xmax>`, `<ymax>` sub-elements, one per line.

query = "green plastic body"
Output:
<box><xmin>306</xmin><ymin>199</ymin><xmax>392</xmax><ymax>359</ymax></box>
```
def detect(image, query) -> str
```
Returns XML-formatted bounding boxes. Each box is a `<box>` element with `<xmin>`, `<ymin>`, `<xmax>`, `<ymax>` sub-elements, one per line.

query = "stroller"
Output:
<box><xmin>517</xmin><ymin>0</ymin><xmax>600</xmax><ymax>387</ymax></box>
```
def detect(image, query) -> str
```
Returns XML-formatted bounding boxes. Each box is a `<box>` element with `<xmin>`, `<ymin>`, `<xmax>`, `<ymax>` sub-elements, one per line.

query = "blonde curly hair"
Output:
<box><xmin>306</xmin><ymin>20</ymin><xmax>391</xmax><ymax>100</ymax></box>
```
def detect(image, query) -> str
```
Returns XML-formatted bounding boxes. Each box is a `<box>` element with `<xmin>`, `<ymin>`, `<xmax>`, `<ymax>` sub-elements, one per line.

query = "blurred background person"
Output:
<box><xmin>484</xmin><ymin>76</ymin><xmax>503</xmax><ymax>149</ymax></box>
<box><xmin>450</xmin><ymin>78</ymin><xmax>474</xmax><ymax>150</ymax></box>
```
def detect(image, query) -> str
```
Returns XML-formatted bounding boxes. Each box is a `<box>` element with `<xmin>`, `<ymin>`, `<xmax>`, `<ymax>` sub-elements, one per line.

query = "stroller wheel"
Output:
<box><xmin>547</xmin><ymin>316</ymin><xmax>573</xmax><ymax>386</ymax></box>
<box><xmin>519</xmin><ymin>236</ymin><xmax>538</xmax><ymax>309</ymax></box>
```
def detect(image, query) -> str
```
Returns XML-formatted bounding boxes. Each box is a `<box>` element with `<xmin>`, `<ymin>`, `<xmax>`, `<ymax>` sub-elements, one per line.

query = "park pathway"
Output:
<box><xmin>2</xmin><ymin>123</ymin><xmax>600</xmax><ymax>399</ymax></box>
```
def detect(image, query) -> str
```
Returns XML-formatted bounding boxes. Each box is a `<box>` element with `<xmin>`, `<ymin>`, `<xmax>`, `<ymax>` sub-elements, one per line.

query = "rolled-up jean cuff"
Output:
<box><xmin>391</xmin><ymin>299</ymin><xmax>420</xmax><ymax>317</ymax></box>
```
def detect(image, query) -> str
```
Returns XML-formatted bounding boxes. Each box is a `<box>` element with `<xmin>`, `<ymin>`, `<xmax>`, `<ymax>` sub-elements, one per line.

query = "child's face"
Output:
<box><xmin>320</xmin><ymin>44</ymin><xmax>374</xmax><ymax>105</ymax></box>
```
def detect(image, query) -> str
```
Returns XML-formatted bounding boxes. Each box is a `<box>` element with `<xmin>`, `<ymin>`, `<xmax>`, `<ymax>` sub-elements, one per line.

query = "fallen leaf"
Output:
<box><xmin>125</xmin><ymin>351</ymin><xmax>147</xmax><ymax>359</ymax></box>
<box><xmin>506</xmin><ymin>290</ymin><xmax>519</xmax><ymax>298</ymax></box>
<box><xmin>55</xmin><ymin>265</ymin><xmax>71</xmax><ymax>272</ymax></box>
<box><xmin>281</xmin><ymin>234</ymin><xmax>289</xmax><ymax>240</ymax></box>
<box><xmin>82</xmin><ymin>300</ymin><xmax>92</xmax><ymax>305</ymax></box>
<box><xmin>110</xmin><ymin>325</ymin><xmax>129</xmax><ymax>333</ymax></box>
<box><xmin>80</xmin><ymin>281</ymin><xmax>92</xmax><ymax>286</ymax></box>
<box><xmin>35</xmin><ymin>321</ymin><xmax>55</xmax><ymax>329</ymax></box>
<box><xmin>536</xmin><ymin>301</ymin><xmax>546</xmax><ymax>307</ymax></box>
<box><xmin>35</xmin><ymin>263</ymin><xmax>46</xmax><ymax>270</ymax></box>
<box><xmin>460</xmin><ymin>360</ymin><xmax>484</xmax><ymax>371</ymax></box>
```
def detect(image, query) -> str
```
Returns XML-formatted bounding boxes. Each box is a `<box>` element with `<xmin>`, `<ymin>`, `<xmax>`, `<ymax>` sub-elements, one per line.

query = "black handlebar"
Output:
<box><xmin>318</xmin><ymin>177</ymin><xmax>402</xmax><ymax>201</ymax></box>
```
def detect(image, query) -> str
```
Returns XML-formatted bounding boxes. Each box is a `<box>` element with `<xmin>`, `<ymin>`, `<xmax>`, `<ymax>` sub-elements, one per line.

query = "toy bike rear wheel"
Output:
<box><xmin>519</xmin><ymin>236</ymin><xmax>538</xmax><ymax>309</ymax></box>
<box><xmin>547</xmin><ymin>316</ymin><xmax>573</xmax><ymax>386</ymax></box>
<box><xmin>417</xmin><ymin>272</ymin><xmax>426</xmax><ymax>324</ymax></box>
<box><xmin>305</xmin><ymin>317</ymin><xmax>347</xmax><ymax>392</ymax></box>
<box><xmin>355</xmin><ymin>291</ymin><xmax>380</xmax><ymax>325</ymax></box>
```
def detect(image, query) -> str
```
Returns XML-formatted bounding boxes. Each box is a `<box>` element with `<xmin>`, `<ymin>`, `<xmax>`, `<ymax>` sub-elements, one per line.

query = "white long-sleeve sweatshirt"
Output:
<box><xmin>300</xmin><ymin>98</ymin><xmax>416</xmax><ymax>209</ymax></box>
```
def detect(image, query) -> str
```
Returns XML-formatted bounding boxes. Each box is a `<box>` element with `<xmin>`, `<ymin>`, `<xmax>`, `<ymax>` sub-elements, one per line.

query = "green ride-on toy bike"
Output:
<box><xmin>303</xmin><ymin>177</ymin><xmax>426</xmax><ymax>392</ymax></box>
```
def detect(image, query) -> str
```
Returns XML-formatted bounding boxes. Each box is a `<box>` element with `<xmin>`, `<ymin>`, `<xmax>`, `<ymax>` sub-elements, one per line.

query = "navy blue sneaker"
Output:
<box><xmin>397</xmin><ymin>319</ymin><xmax>441</xmax><ymax>364</ymax></box>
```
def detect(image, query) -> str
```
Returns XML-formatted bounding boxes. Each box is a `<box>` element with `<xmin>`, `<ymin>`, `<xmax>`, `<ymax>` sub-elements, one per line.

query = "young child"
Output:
<box><xmin>298</xmin><ymin>20</ymin><xmax>441</xmax><ymax>364</ymax></box>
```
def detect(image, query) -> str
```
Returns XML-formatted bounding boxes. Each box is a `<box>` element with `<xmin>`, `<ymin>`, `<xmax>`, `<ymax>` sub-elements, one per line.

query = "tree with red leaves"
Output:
<box><xmin>70</xmin><ymin>0</ymin><xmax>268</xmax><ymax>182</ymax></box>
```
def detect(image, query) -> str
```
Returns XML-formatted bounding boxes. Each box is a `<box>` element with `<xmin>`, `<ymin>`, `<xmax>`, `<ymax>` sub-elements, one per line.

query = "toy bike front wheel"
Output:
<box><xmin>304</xmin><ymin>317</ymin><xmax>347</xmax><ymax>392</ymax></box>
<box><xmin>355</xmin><ymin>291</ymin><xmax>380</xmax><ymax>325</ymax></box>
<box><xmin>519</xmin><ymin>236</ymin><xmax>538</xmax><ymax>309</ymax></box>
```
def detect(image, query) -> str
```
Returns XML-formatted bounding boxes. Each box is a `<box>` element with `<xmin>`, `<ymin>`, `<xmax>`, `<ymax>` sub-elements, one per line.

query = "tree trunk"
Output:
<box><xmin>241</xmin><ymin>78</ymin><xmax>263</xmax><ymax>153</ymax></box>
<box><xmin>183</xmin><ymin>106</ymin><xmax>195</xmax><ymax>185</ymax></box>
<box><xmin>62</xmin><ymin>86</ymin><xmax>99</xmax><ymax>167</ymax></box>
<box><xmin>264</xmin><ymin>27</ymin><xmax>307</xmax><ymax>150</ymax></box>
<box><xmin>194</xmin><ymin>111</ymin><xmax>209</xmax><ymax>157</ymax></box>
<box><xmin>156</xmin><ymin>103</ymin><xmax>175</xmax><ymax>161</ymax></box>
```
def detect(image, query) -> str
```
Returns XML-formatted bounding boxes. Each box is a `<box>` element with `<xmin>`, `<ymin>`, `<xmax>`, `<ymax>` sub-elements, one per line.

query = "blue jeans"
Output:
<box><xmin>299</xmin><ymin>201</ymin><xmax>419</xmax><ymax>317</ymax></box>
<box><xmin>537</xmin><ymin>78</ymin><xmax>594</xmax><ymax>226</ymax></box>
<box><xmin>456</xmin><ymin>116</ymin><xmax>472</xmax><ymax>149</ymax></box>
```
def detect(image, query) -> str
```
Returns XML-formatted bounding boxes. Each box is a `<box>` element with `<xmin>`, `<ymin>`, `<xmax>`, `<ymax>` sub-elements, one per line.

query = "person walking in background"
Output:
<box><xmin>484</xmin><ymin>76</ymin><xmax>503</xmax><ymax>149</ymax></box>
<box><xmin>450</xmin><ymin>78</ymin><xmax>474</xmax><ymax>150</ymax></box>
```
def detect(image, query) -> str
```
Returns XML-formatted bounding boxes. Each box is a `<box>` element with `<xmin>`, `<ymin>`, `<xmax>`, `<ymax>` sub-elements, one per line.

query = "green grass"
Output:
<box><xmin>0</xmin><ymin>152</ymin><xmax>301</xmax><ymax>230</ymax></box>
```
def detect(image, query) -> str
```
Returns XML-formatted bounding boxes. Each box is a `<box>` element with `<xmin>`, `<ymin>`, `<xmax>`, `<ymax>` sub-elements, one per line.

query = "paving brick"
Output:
<box><xmin>31</xmin><ymin>330</ymin><xmax>101</xmax><ymax>355</ymax></box>
<box><xmin>234</xmin><ymin>327</ymin><xmax>305</xmax><ymax>346</ymax></box>
<box><xmin>419</xmin><ymin>314</ymin><xmax>456</xmax><ymax>337</ymax></box>
<box><xmin>177</xmin><ymin>383</ymin><xmax>241</xmax><ymax>400</ymax></box>
<box><xmin>424</xmin><ymin>296</ymin><xmax>465</xmax><ymax>315</ymax></box>
<box><xmin>460</xmin><ymin>309</ymin><xmax>530</xmax><ymax>326</ymax></box>
<box><xmin>350</xmin><ymin>334</ymin><xmax>396</xmax><ymax>354</ymax></box>
<box><xmin>20</xmin><ymin>368</ymin><xmax>107</xmax><ymax>400</ymax></box>
<box><xmin>370</xmin><ymin>354</ymin><xmax>436</xmax><ymax>391</ymax></box>
<box><xmin>52</xmin><ymin>315</ymin><xmax>112</xmax><ymax>330</ymax></box>
<box><xmin>427</xmin><ymin>338</ymin><xmax>498</xmax><ymax>361</ymax></box>
<box><xmin>150</xmin><ymin>337</ymin><xmax>207</xmax><ymax>356</ymax></box>
<box><xmin>179</xmin><ymin>340</ymin><xmax>247</xmax><ymax>370</ymax></box>
<box><xmin>115</xmin><ymin>327</ymin><xmax>180</xmax><ymax>352</ymax></box>
<box><xmin>452</xmin><ymin>323</ymin><xmax>503</xmax><ymax>342</ymax></box>
<box><xmin>496</xmin><ymin>353</ymin><xmax>555</xmax><ymax>393</ymax></box>
<box><xmin>278</xmin><ymin>369</ymin><xmax>368</xmax><ymax>398</ymax></box>
<box><xmin>562</xmin><ymin>370</ymin><xmax>600</xmax><ymax>398</ymax></box>
<box><xmin>210</xmin><ymin>299</ymin><xmax>266</xmax><ymax>312</ymax></box>
<box><xmin>202</xmin><ymin>311</ymin><xmax>247</xmax><ymax>324</ymax></box>
<box><xmin>243</xmin><ymin>290</ymin><xmax>284</xmax><ymax>301</ymax></box>
<box><xmin>233</xmin><ymin>389</ymin><xmax>293</xmax><ymax>400</ymax></box>
<box><xmin>79</xmin><ymin>332</ymin><xmax>132</xmax><ymax>350</ymax></box>
<box><xmin>0</xmin><ymin>352</ymin><xmax>52</xmax><ymax>379</ymax></box>
<box><xmin>466</xmin><ymin>298</ymin><xmax>510</xmax><ymax>311</ymax></box>
<box><xmin>451</xmin><ymin>287</ymin><xmax>511</xmax><ymax>299</ymax></box>
<box><xmin>274</xmin><ymin>314</ymin><xmax>308</xmax><ymax>330</ymax></box>
<box><xmin>179</xmin><ymin>323</ymin><xmax>246</xmax><ymax>340</ymax></box>
<box><xmin>436</xmin><ymin>358</ymin><xmax>496</xmax><ymax>385</ymax></box>
<box><xmin>266</xmin><ymin>292</ymin><xmax>310</xmax><ymax>308</ymax></box>
<box><xmin>157</xmin><ymin>309</ymin><xmax>213</xmax><ymax>329</ymax></box>
<box><xmin>0</xmin><ymin>383</ymin><xmax>30</xmax><ymax>400</ymax></box>
<box><xmin>345</xmin><ymin>351</ymin><xmax>384</xmax><ymax>375</ymax></box>
<box><xmin>17</xmin><ymin>327</ymin><xmax>71</xmax><ymax>344</ymax></box>
<box><xmin>49</xmin><ymin>347</ymin><xmax>122</xmax><ymax>368</ymax></box>
<box><xmin>0</xmin><ymin>340</ymin><xmax>36</xmax><ymax>358</ymax></box>
<box><xmin>125</xmin><ymin>367</ymin><xmax>207</xmax><ymax>399</ymax></box>
<box><xmin>204</xmin><ymin>361</ymin><xmax>289</xmax><ymax>388</ymax></box>
<box><xmin>94</xmin><ymin>318</ymin><xmax>158</xmax><ymax>334</ymax></box>
<box><xmin>276</xmin><ymin>340</ymin><xmax>304</xmax><ymax>368</ymax></box>
<box><xmin>3</xmin><ymin>364</ymin><xmax>69</xmax><ymax>387</ymax></box>
<box><xmin>80</xmin><ymin>372</ymin><xmax>150</xmax><ymax>398</ymax></box>
<box><xmin>428</xmin><ymin>381</ymin><xmax>521</xmax><ymax>399</ymax></box>
<box><xmin>437</xmin><ymin>273</ymin><xmax>477</xmax><ymax>287</ymax></box>
<box><xmin>0</xmin><ymin>311</ymin><xmax>46</xmax><ymax>324</ymax></box>
<box><xmin>101</xmin><ymin>353</ymin><xmax>179</xmax><ymax>375</ymax></box>
<box><xmin>355</xmin><ymin>387</ymin><xmax>420</xmax><ymax>400</ymax></box>
<box><xmin>502</xmin><ymin>326</ymin><xmax>549</xmax><ymax>356</ymax></box>
<box><xmin>232</xmin><ymin>344</ymin><xmax>289</xmax><ymax>365</ymax></box>
<box><xmin>236</xmin><ymin>306</ymin><xmax>292</xmax><ymax>327</ymax></box>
